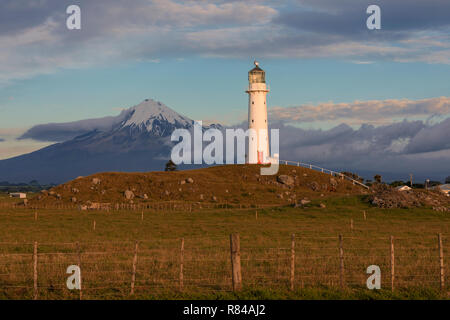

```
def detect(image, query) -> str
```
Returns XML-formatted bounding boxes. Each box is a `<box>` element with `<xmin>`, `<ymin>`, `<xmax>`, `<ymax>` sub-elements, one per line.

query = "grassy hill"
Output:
<box><xmin>29</xmin><ymin>164</ymin><xmax>368</xmax><ymax>207</ymax></box>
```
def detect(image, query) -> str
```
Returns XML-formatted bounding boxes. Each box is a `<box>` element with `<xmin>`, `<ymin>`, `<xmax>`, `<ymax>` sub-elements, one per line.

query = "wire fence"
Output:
<box><xmin>0</xmin><ymin>234</ymin><xmax>447</xmax><ymax>299</ymax></box>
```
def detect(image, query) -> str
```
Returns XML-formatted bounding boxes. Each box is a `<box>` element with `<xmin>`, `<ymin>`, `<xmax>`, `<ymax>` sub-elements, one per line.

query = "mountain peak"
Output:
<box><xmin>118</xmin><ymin>99</ymin><xmax>193</xmax><ymax>136</ymax></box>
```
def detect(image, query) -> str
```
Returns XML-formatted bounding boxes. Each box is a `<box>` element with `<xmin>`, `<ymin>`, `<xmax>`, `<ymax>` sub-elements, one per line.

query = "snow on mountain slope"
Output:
<box><xmin>121</xmin><ymin>99</ymin><xmax>193</xmax><ymax>130</ymax></box>
<box><xmin>19</xmin><ymin>99</ymin><xmax>196</xmax><ymax>141</ymax></box>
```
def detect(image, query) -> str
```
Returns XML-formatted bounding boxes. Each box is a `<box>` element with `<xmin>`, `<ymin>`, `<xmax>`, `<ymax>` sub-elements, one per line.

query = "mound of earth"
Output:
<box><xmin>28</xmin><ymin>164</ymin><xmax>368</xmax><ymax>208</ymax></box>
<box><xmin>369</xmin><ymin>184</ymin><xmax>450</xmax><ymax>211</ymax></box>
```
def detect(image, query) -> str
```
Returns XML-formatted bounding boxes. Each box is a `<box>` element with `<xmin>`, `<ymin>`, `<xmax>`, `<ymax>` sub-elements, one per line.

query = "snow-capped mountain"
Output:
<box><xmin>20</xmin><ymin>99</ymin><xmax>196</xmax><ymax>142</ymax></box>
<box><xmin>119</xmin><ymin>99</ymin><xmax>193</xmax><ymax>136</ymax></box>
<box><xmin>1</xmin><ymin>99</ymin><xmax>220</xmax><ymax>183</ymax></box>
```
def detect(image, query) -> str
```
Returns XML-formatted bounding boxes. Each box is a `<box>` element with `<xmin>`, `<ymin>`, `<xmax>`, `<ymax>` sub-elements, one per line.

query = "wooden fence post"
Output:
<box><xmin>438</xmin><ymin>233</ymin><xmax>445</xmax><ymax>292</ymax></box>
<box><xmin>363</xmin><ymin>211</ymin><xmax>366</xmax><ymax>220</ymax></box>
<box><xmin>339</xmin><ymin>235</ymin><xmax>345</xmax><ymax>289</ymax></box>
<box><xmin>230</xmin><ymin>234</ymin><xmax>242</xmax><ymax>291</ymax></box>
<box><xmin>76</xmin><ymin>242</ymin><xmax>82</xmax><ymax>300</ymax></box>
<box><xmin>93</xmin><ymin>220</ymin><xmax>96</xmax><ymax>231</ymax></box>
<box><xmin>130</xmin><ymin>241</ymin><xmax>139</xmax><ymax>295</ymax></box>
<box><xmin>350</xmin><ymin>219</ymin><xmax>353</xmax><ymax>231</ymax></box>
<box><xmin>141</xmin><ymin>211</ymin><xmax>144</xmax><ymax>222</ymax></box>
<box><xmin>390</xmin><ymin>236</ymin><xmax>395</xmax><ymax>292</ymax></box>
<box><xmin>34</xmin><ymin>211</ymin><xmax>38</xmax><ymax>221</ymax></box>
<box><xmin>290</xmin><ymin>234</ymin><xmax>295</xmax><ymax>291</ymax></box>
<box><xmin>180</xmin><ymin>238</ymin><xmax>184</xmax><ymax>291</ymax></box>
<box><xmin>33</xmin><ymin>241</ymin><xmax>38</xmax><ymax>300</ymax></box>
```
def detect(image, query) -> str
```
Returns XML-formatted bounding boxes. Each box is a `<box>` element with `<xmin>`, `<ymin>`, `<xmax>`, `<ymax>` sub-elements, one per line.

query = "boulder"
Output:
<box><xmin>180</xmin><ymin>180</ymin><xmax>186</xmax><ymax>185</ymax></box>
<box><xmin>300</xmin><ymin>199</ymin><xmax>311</xmax><ymax>205</ymax></box>
<box><xmin>124</xmin><ymin>190</ymin><xmax>135</xmax><ymax>200</ymax></box>
<box><xmin>71</xmin><ymin>188</ymin><xmax>79</xmax><ymax>194</ymax></box>
<box><xmin>330</xmin><ymin>178</ymin><xmax>338</xmax><ymax>188</ymax></box>
<box><xmin>71</xmin><ymin>197</ymin><xmax>77</xmax><ymax>203</ymax></box>
<box><xmin>308</xmin><ymin>181</ymin><xmax>320</xmax><ymax>191</ymax></box>
<box><xmin>92</xmin><ymin>178</ymin><xmax>101</xmax><ymax>185</ymax></box>
<box><xmin>186</xmin><ymin>178</ymin><xmax>194</xmax><ymax>184</ymax></box>
<box><xmin>319</xmin><ymin>203</ymin><xmax>326</xmax><ymax>208</ymax></box>
<box><xmin>277</xmin><ymin>175</ymin><xmax>294</xmax><ymax>186</ymax></box>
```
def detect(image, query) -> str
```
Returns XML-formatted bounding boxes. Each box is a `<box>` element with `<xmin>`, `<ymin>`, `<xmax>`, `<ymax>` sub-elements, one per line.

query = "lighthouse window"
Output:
<box><xmin>252</xmin><ymin>101</ymin><xmax>254</xmax><ymax>104</ymax></box>
<box><xmin>252</xmin><ymin>119</ymin><xmax>254</xmax><ymax>123</ymax></box>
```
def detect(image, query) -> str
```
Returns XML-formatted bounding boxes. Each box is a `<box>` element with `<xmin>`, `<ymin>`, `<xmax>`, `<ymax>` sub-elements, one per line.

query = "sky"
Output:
<box><xmin>0</xmin><ymin>0</ymin><xmax>449</xmax><ymax>180</ymax></box>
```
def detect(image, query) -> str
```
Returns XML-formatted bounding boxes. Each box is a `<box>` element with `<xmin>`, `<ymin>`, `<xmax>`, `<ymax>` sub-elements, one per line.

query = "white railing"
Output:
<box><xmin>279</xmin><ymin>159</ymin><xmax>370</xmax><ymax>189</ymax></box>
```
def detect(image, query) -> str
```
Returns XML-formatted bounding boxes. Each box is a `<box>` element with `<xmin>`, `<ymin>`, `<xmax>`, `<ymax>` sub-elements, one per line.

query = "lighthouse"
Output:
<box><xmin>246</xmin><ymin>61</ymin><xmax>270</xmax><ymax>164</ymax></box>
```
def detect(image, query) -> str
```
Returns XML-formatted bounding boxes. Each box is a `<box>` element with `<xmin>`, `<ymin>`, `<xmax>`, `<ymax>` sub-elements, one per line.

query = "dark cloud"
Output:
<box><xmin>405</xmin><ymin>118</ymin><xmax>450</xmax><ymax>153</ymax></box>
<box><xmin>276</xmin><ymin>0</ymin><xmax>450</xmax><ymax>34</ymax></box>
<box><xmin>1</xmin><ymin>0</ymin><xmax>449</xmax><ymax>84</ymax></box>
<box><xmin>19</xmin><ymin>110</ymin><xmax>131</xmax><ymax>142</ymax></box>
<box><xmin>269</xmin><ymin>118</ymin><xmax>450</xmax><ymax>181</ymax></box>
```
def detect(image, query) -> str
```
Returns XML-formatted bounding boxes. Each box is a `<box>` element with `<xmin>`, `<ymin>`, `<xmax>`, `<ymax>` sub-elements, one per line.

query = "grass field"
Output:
<box><xmin>0</xmin><ymin>193</ymin><xmax>449</xmax><ymax>300</ymax></box>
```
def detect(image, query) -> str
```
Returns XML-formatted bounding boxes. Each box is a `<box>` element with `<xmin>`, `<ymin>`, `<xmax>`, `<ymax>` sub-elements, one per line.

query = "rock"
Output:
<box><xmin>225</xmin><ymin>189</ymin><xmax>229</xmax><ymax>193</ymax></box>
<box><xmin>277</xmin><ymin>175</ymin><xmax>294</xmax><ymax>186</ymax></box>
<box><xmin>277</xmin><ymin>194</ymin><xmax>284</xmax><ymax>199</ymax></box>
<box><xmin>75</xmin><ymin>176</ymin><xmax>83</xmax><ymax>180</ymax></box>
<box><xmin>303</xmin><ymin>174</ymin><xmax>308</xmax><ymax>177</ymax></box>
<box><xmin>179</xmin><ymin>188</ymin><xmax>182</xmax><ymax>192</ymax></box>
<box><xmin>101</xmin><ymin>190</ymin><xmax>106</xmax><ymax>195</ymax></box>
<box><xmin>92</xmin><ymin>178</ymin><xmax>101</xmax><ymax>185</ymax></box>
<box><xmin>71</xmin><ymin>188</ymin><xmax>79</xmax><ymax>194</ymax></box>
<box><xmin>212</xmin><ymin>196</ymin><xmax>217</xmax><ymax>201</ymax></box>
<box><xmin>41</xmin><ymin>190</ymin><xmax>48</xmax><ymax>195</ymax></box>
<box><xmin>143</xmin><ymin>194</ymin><xmax>148</xmax><ymax>199</ymax></box>
<box><xmin>308</xmin><ymin>181</ymin><xmax>320</xmax><ymax>191</ymax></box>
<box><xmin>71</xmin><ymin>197</ymin><xmax>77</xmax><ymax>203</ymax></box>
<box><xmin>80</xmin><ymin>205</ymin><xmax>88</xmax><ymax>211</ymax></box>
<box><xmin>186</xmin><ymin>178</ymin><xmax>194</xmax><ymax>184</ymax></box>
<box><xmin>124</xmin><ymin>190</ymin><xmax>135</xmax><ymax>200</ymax></box>
<box><xmin>89</xmin><ymin>202</ymin><xmax>101</xmax><ymax>210</ymax></box>
<box><xmin>180</xmin><ymin>180</ymin><xmax>186</xmax><ymax>185</ymax></box>
<box><xmin>56</xmin><ymin>194</ymin><xmax>62</xmax><ymax>200</ymax></box>
<box><xmin>319</xmin><ymin>203</ymin><xmax>326</xmax><ymax>208</ymax></box>
<box><xmin>200</xmin><ymin>194</ymin><xmax>204</xmax><ymax>200</ymax></box>
<box><xmin>164</xmin><ymin>190</ymin><xmax>170</xmax><ymax>196</ymax></box>
<box><xmin>300</xmin><ymin>199</ymin><xmax>311</xmax><ymax>205</ymax></box>
<box><xmin>330</xmin><ymin>178</ymin><xmax>338</xmax><ymax>188</ymax></box>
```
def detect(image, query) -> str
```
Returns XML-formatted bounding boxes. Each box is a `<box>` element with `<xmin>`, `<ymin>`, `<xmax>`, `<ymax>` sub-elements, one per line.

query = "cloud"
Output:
<box><xmin>271</xmin><ymin>118</ymin><xmax>450</xmax><ymax>181</ymax></box>
<box><xmin>19</xmin><ymin>109</ymin><xmax>132</xmax><ymax>142</ymax></box>
<box><xmin>269</xmin><ymin>96</ymin><xmax>450</xmax><ymax>125</ymax></box>
<box><xmin>1</xmin><ymin>0</ymin><xmax>450</xmax><ymax>84</ymax></box>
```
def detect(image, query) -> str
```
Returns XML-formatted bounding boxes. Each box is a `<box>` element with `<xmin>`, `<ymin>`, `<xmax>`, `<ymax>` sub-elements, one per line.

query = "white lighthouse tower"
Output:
<box><xmin>246</xmin><ymin>61</ymin><xmax>270</xmax><ymax>164</ymax></box>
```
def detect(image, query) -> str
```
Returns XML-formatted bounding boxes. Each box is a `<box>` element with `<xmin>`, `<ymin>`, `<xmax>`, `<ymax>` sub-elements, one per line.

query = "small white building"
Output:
<box><xmin>9</xmin><ymin>193</ymin><xmax>27</xmax><ymax>199</ymax></box>
<box><xmin>438</xmin><ymin>184</ymin><xmax>450</xmax><ymax>196</ymax></box>
<box><xmin>395</xmin><ymin>185</ymin><xmax>412</xmax><ymax>192</ymax></box>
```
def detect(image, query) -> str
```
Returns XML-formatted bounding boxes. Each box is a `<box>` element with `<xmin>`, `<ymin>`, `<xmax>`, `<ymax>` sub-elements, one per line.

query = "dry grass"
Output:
<box><xmin>27</xmin><ymin>164</ymin><xmax>368</xmax><ymax>208</ymax></box>
<box><xmin>0</xmin><ymin>193</ymin><xmax>449</xmax><ymax>299</ymax></box>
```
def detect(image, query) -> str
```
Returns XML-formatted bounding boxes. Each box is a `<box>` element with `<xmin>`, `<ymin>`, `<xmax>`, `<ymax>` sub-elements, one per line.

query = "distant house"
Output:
<box><xmin>437</xmin><ymin>184</ymin><xmax>450</xmax><ymax>196</ymax></box>
<box><xmin>395</xmin><ymin>185</ymin><xmax>412</xmax><ymax>192</ymax></box>
<box><xmin>9</xmin><ymin>193</ymin><xmax>27</xmax><ymax>199</ymax></box>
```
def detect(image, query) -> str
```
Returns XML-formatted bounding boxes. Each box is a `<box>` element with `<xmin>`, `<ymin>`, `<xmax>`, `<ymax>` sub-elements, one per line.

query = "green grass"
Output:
<box><xmin>0</xmin><ymin>195</ymin><xmax>449</xmax><ymax>300</ymax></box>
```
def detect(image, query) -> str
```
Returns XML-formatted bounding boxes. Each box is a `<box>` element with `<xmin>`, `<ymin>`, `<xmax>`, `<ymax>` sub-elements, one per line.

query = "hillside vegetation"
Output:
<box><xmin>29</xmin><ymin>165</ymin><xmax>369</xmax><ymax>207</ymax></box>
